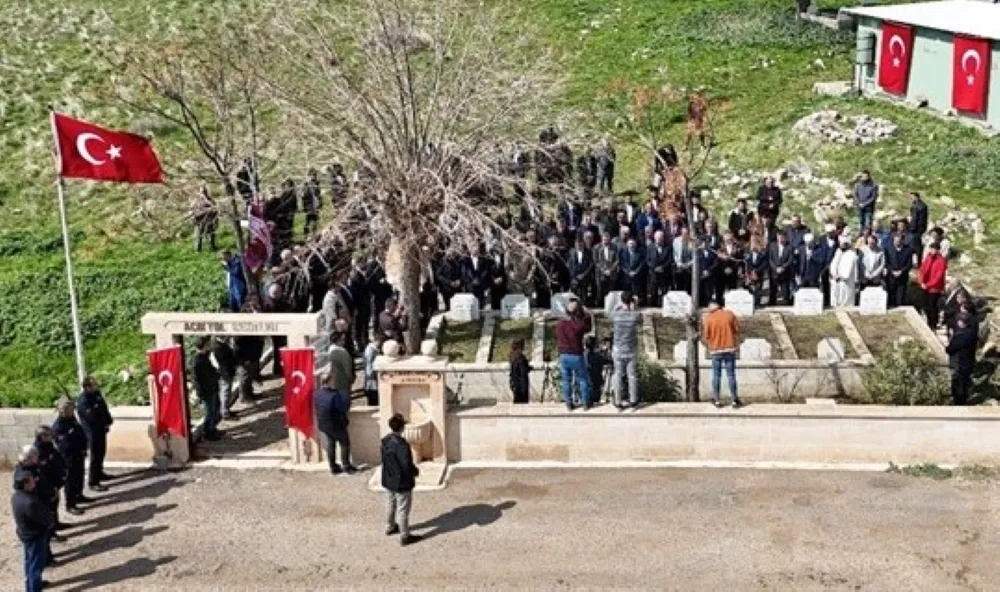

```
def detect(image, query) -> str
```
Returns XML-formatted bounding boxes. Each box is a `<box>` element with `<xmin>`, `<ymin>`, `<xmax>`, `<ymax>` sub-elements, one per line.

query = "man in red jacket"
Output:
<box><xmin>918</xmin><ymin>242</ymin><xmax>948</xmax><ymax>329</ymax></box>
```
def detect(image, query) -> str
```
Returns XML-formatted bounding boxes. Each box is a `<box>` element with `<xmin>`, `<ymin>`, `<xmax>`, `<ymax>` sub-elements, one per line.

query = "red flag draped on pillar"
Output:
<box><xmin>147</xmin><ymin>345</ymin><xmax>187</xmax><ymax>438</ymax></box>
<box><xmin>952</xmin><ymin>35</ymin><xmax>991</xmax><ymax>115</ymax></box>
<box><xmin>281</xmin><ymin>348</ymin><xmax>316</xmax><ymax>438</ymax></box>
<box><xmin>878</xmin><ymin>23</ymin><xmax>914</xmax><ymax>96</ymax></box>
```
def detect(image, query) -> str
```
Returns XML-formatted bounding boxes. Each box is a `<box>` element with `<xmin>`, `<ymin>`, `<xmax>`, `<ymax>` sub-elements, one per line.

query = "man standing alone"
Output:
<box><xmin>609</xmin><ymin>292</ymin><xmax>642</xmax><ymax>411</ymax></box>
<box><xmin>853</xmin><ymin>170</ymin><xmax>879</xmax><ymax>231</ymax></box>
<box><xmin>381</xmin><ymin>413</ymin><xmax>422</xmax><ymax>546</ymax></box>
<box><xmin>702</xmin><ymin>300</ymin><xmax>742</xmax><ymax>408</ymax></box>
<box><xmin>12</xmin><ymin>467</ymin><xmax>53</xmax><ymax>592</ymax></box>
<box><xmin>76</xmin><ymin>377</ymin><xmax>113</xmax><ymax>492</ymax></box>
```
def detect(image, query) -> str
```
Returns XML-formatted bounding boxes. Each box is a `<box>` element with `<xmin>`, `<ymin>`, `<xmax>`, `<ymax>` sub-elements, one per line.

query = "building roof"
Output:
<box><xmin>843</xmin><ymin>1</ymin><xmax>1000</xmax><ymax>41</ymax></box>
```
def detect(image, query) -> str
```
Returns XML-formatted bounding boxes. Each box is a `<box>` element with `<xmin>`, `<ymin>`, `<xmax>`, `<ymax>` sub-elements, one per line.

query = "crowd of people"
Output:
<box><xmin>11</xmin><ymin>378</ymin><xmax>116</xmax><ymax>591</ymax></box>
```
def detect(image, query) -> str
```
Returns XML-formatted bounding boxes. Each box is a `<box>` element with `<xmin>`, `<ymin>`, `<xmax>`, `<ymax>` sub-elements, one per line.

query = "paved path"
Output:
<box><xmin>1</xmin><ymin>467</ymin><xmax>997</xmax><ymax>590</ymax></box>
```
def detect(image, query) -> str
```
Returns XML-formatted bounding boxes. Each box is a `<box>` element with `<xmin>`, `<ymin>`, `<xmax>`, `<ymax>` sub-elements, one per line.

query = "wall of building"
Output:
<box><xmin>858</xmin><ymin>17</ymin><xmax>1000</xmax><ymax>129</ymax></box>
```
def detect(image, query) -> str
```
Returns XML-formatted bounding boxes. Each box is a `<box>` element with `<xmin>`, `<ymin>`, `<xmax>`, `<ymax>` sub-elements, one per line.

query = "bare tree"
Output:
<box><xmin>592</xmin><ymin>81</ymin><xmax>716</xmax><ymax>402</ymax></box>
<box><xmin>254</xmin><ymin>0</ymin><xmax>560</xmax><ymax>352</ymax></box>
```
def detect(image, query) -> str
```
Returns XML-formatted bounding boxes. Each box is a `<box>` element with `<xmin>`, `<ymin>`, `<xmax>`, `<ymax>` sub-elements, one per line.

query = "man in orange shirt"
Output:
<box><xmin>701</xmin><ymin>300</ymin><xmax>742</xmax><ymax>408</ymax></box>
<box><xmin>918</xmin><ymin>242</ymin><xmax>948</xmax><ymax>329</ymax></box>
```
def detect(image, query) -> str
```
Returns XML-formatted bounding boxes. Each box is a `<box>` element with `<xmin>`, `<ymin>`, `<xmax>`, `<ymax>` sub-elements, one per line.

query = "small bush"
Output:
<box><xmin>861</xmin><ymin>342</ymin><xmax>949</xmax><ymax>406</ymax></box>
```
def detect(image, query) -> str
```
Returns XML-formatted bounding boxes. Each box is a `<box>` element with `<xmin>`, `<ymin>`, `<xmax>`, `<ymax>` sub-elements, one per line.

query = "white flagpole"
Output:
<box><xmin>51</xmin><ymin>110</ymin><xmax>87</xmax><ymax>387</ymax></box>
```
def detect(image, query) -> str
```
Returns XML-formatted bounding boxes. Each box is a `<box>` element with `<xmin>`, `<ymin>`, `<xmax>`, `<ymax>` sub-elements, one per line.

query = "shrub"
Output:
<box><xmin>861</xmin><ymin>342</ymin><xmax>949</xmax><ymax>406</ymax></box>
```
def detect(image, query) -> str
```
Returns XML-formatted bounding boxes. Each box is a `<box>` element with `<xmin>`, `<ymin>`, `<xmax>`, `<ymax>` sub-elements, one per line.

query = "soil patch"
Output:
<box><xmin>848</xmin><ymin>312</ymin><xmax>927</xmax><ymax>358</ymax></box>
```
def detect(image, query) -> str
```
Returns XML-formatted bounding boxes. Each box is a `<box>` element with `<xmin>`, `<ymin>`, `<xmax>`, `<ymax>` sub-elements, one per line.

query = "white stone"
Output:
<box><xmin>500</xmin><ymin>294</ymin><xmax>531</xmax><ymax>319</ymax></box>
<box><xmin>858</xmin><ymin>287</ymin><xmax>888</xmax><ymax>315</ymax></box>
<box><xmin>550</xmin><ymin>292</ymin><xmax>579</xmax><ymax>317</ymax></box>
<box><xmin>739</xmin><ymin>339</ymin><xmax>772</xmax><ymax>361</ymax></box>
<box><xmin>604</xmin><ymin>291</ymin><xmax>623</xmax><ymax>314</ymax></box>
<box><xmin>662</xmin><ymin>291</ymin><xmax>693</xmax><ymax>318</ymax></box>
<box><xmin>447</xmin><ymin>293</ymin><xmax>481</xmax><ymax>322</ymax></box>
<box><xmin>420</xmin><ymin>340</ymin><xmax>439</xmax><ymax>356</ymax></box>
<box><xmin>673</xmin><ymin>340</ymin><xmax>706</xmax><ymax>362</ymax></box>
<box><xmin>725</xmin><ymin>290</ymin><xmax>755</xmax><ymax>317</ymax></box>
<box><xmin>793</xmin><ymin>288</ymin><xmax>824</xmax><ymax>316</ymax></box>
<box><xmin>817</xmin><ymin>338</ymin><xmax>846</xmax><ymax>362</ymax></box>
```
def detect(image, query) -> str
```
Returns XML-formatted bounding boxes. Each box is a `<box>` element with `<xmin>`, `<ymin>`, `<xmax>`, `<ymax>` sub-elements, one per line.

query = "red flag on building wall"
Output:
<box><xmin>878</xmin><ymin>23</ymin><xmax>914</xmax><ymax>95</ymax></box>
<box><xmin>147</xmin><ymin>345</ymin><xmax>187</xmax><ymax>438</ymax></box>
<box><xmin>281</xmin><ymin>348</ymin><xmax>315</xmax><ymax>438</ymax></box>
<box><xmin>51</xmin><ymin>113</ymin><xmax>164</xmax><ymax>183</ymax></box>
<box><xmin>952</xmin><ymin>35</ymin><xmax>991</xmax><ymax>115</ymax></box>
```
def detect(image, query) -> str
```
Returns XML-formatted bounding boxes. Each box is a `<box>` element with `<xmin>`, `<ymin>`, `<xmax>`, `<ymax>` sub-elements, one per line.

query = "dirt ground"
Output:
<box><xmin>1</xmin><ymin>467</ymin><xmax>998</xmax><ymax>590</ymax></box>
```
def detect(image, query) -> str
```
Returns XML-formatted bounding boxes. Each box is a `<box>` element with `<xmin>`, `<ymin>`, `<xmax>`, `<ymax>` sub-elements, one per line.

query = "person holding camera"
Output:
<box><xmin>610</xmin><ymin>292</ymin><xmax>642</xmax><ymax>410</ymax></box>
<box><xmin>555</xmin><ymin>297</ymin><xmax>593</xmax><ymax>410</ymax></box>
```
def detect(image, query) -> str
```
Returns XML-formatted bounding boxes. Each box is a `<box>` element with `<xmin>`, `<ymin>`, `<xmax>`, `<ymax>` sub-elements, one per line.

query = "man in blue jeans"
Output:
<box><xmin>702</xmin><ymin>301</ymin><xmax>742</xmax><ymax>408</ymax></box>
<box><xmin>12</xmin><ymin>466</ymin><xmax>52</xmax><ymax>592</ymax></box>
<box><xmin>555</xmin><ymin>297</ymin><xmax>593</xmax><ymax>410</ymax></box>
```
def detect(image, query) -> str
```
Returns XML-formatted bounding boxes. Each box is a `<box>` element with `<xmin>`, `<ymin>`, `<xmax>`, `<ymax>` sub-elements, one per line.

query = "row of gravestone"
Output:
<box><xmin>673</xmin><ymin>337</ymin><xmax>847</xmax><ymax>362</ymax></box>
<box><xmin>446</xmin><ymin>285</ymin><xmax>890</xmax><ymax>322</ymax></box>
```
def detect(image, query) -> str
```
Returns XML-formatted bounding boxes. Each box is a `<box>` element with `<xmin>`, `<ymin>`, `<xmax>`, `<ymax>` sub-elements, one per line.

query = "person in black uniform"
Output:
<box><xmin>193</xmin><ymin>336</ymin><xmax>223</xmax><ymax>441</ymax></box>
<box><xmin>211</xmin><ymin>336</ymin><xmax>239</xmax><ymax>420</ymax></box>
<box><xmin>76</xmin><ymin>377</ymin><xmax>113</xmax><ymax>492</ymax></box>
<box><xmin>945</xmin><ymin>312</ymin><xmax>978</xmax><ymax>406</ymax></box>
<box><xmin>462</xmin><ymin>244</ymin><xmax>494</xmax><ymax>308</ymax></box>
<box><xmin>12</xmin><ymin>465</ymin><xmax>53</xmax><ymax>592</ymax></box>
<box><xmin>52</xmin><ymin>399</ymin><xmax>88</xmax><ymax>515</ymax></box>
<box><xmin>34</xmin><ymin>427</ymin><xmax>66</xmax><ymax>538</ymax></box>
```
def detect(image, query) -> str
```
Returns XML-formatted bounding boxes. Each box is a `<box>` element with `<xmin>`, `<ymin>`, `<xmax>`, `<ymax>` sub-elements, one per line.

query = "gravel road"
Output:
<box><xmin>1</xmin><ymin>466</ymin><xmax>997</xmax><ymax>590</ymax></box>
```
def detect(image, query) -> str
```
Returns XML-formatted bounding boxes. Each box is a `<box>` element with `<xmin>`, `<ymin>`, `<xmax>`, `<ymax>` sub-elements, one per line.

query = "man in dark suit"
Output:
<box><xmin>76</xmin><ymin>377</ymin><xmax>113</xmax><ymax>493</ymax></box>
<box><xmin>945</xmin><ymin>313</ymin><xmax>977</xmax><ymax>405</ymax></box>
<box><xmin>768</xmin><ymin>233</ymin><xmax>795</xmax><ymax>305</ymax></box>
<box><xmin>727</xmin><ymin>198</ymin><xmax>752</xmax><ymax>243</ymax></box>
<box><xmin>795</xmin><ymin>233</ymin><xmax>827</xmax><ymax>290</ymax></box>
<box><xmin>909</xmin><ymin>192</ymin><xmax>929</xmax><ymax>264</ymax></box>
<box><xmin>461</xmin><ymin>244</ymin><xmax>494</xmax><ymax>308</ymax></box>
<box><xmin>744</xmin><ymin>241</ymin><xmax>769</xmax><ymax>307</ymax></box>
<box><xmin>558</xmin><ymin>197</ymin><xmax>583</xmax><ymax>236</ymax></box>
<box><xmin>347</xmin><ymin>258</ymin><xmax>373</xmax><ymax>349</ymax></box>
<box><xmin>566</xmin><ymin>237</ymin><xmax>596</xmax><ymax>306</ymax></box>
<box><xmin>594</xmin><ymin>231</ymin><xmax>619</xmax><ymax>302</ymax></box>
<box><xmin>715</xmin><ymin>232</ymin><xmax>743</xmax><ymax>304</ymax></box>
<box><xmin>698</xmin><ymin>247</ymin><xmax>717</xmax><ymax>307</ymax></box>
<box><xmin>885</xmin><ymin>232</ymin><xmax>914</xmax><ymax>307</ymax></box>
<box><xmin>646</xmin><ymin>230</ymin><xmax>673</xmax><ymax>307</ymax></box>
<box><xmin>618</xmin><ymin>238</ymin><xmax>647</xmax><ymax>303</ymax></box>
<box><xmin>434</xmin><ymin>252</ymin><xmax>464</xmax><ymax>312</ymax></box>
<box><xmin>488</xmin><ymin>247</ymin><xmax>507</xmax><ymax>311</ymax></box>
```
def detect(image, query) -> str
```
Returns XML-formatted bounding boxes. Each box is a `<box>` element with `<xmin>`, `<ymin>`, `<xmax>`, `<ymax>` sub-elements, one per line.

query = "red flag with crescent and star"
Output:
<box><xmin>280</xmin><ymin>348</ymin><xmax>316</xmax><ymax>438</ymax></box>
<box><xmin>147</xmin><ymin>345</ymin><xmax>187</xmax><ymax>438</ymax></box>
<box><xmin>51</xmin><ymin>112</ymin><xmax>164</xmax><ymax>183</ymax></box>
<box><xmin>878</xmin><ymin>23</ymin><xmax>914</xmax><ymax>96</ymax></box>
<box><xmin>952</xmin><ymin>35</ymin><xmax>991</xmax><ymax>115</ymax></box>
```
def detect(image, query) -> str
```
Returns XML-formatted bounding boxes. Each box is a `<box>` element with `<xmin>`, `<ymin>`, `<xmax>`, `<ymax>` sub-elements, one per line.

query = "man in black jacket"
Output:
<box><xmin>567</xmin><ymin>237</ymin><xmax>596</xmax><ymax>306</ymax></box>
<box><xmin>76</xmin><ymin>377</ymin><xmax>113</xmax><ymax>492</ymax></box>
<box><xmin>34</xmin><ymin>427</ymin><xmax>65</xmax><ymax>536</ymax></box>
<box><xmin>12</xmin><ymin>466</ymin><xmax>53</xmax><ymax>592</ymax></box>
<box><xmin>646</xmin><ymin>230</ymin><xmax>673</xmax><ymax>307</ymax></box>
<box><xmin>381</xmin><ymin>413</ymin><xmax>421</xmax><ymax>546</ymax></box>
<box><xmin>946</xmin><ymin>314</ymin><xmax>978</xmax><ymax>405</ymax></box>
<box><xmin>909</xmin><ymin>192</ymin><xmax>929</xmax><ymax>264</ymax></box>
<box><xmin>193</xmin><ymin>336</ymin><xmax>223</xmax><ymax>441</ymax></box>
<box><xmin>314</xmin><ymin>373</ymin><xmax>357</xmax><ymax>475</ymax></box>
<box><xmin>885</xmin><ymin>233</ymin><xmax>914</xmax><ymax>308</ymax></box>
<box><xmin>768</xmin><ymin>233</ymin><xmax>795</xmax><ymax>305</ymax></box>
<box><xmin>211</xmin><ymin>336</ymin><xmax>239</xmax><ymax>420</ymax></box>
<box><xmin>52</xmin><ymin>399</ymin><xmax>88</xmax><ymax>515</ymax></box>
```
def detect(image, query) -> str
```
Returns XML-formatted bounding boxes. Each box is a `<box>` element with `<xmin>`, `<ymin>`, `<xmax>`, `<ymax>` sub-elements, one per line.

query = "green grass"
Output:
<box><xmin>781</xmin><ymin>313</ymin><xmax>858</xmax><ymax>359</ymax></box>
<box><xmin>437</xmin><ymin>319</ymin><xmax>484</xmax><ymax>363</ymax></box>
<box><xmin>739</xmin><ymin>316</ymin><xmax>788</xmax><ymax>359</ymax></box>
<box><xmin>3</xmin><ymin>0</ymin><xmax>1000</xmax><ymax>405</ymax></box>
<box><xmin>848</xmin><ymin>312</ymin><xmax>927</xmax><ymax>358</ymax></box>
<box><xmin>489</xmin><ymin>318</ymin><xmax>535</xmax><ymax>363</ymax></box>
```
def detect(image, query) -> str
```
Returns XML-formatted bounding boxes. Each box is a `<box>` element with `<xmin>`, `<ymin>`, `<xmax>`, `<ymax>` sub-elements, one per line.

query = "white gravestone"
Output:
<box><xmin>551</xmin><ymin>292</ymin><xmax>578</xmax><ymax>317</ymax></box>
<box><xmin>501</xmin><ymin>294</ymin><xmax>531</xmax><ymax>319</ymax></box>
<box><xmin>662</xmin><ymin>291</ymin><xmax>693</xmax><ymax>318</ymax></box>
<box><xmin>673</xmin><ymin>341</ymin><xmax>706</xmax><ymax>362</ymax></box>
<box><xmin>859</xmin><ymin>286</ymin><xmax>888</xmax><ymax>315</ymax></box>
<box><xmin>817</xmin><ymin>337</ymin><xmax>845</xmax><ymax>362</ymax></box>
<box><xmin>604</xmin><ymin>291</ymin><xmax>623</xmax><ymax>314</ymax></box>
<box><xmin>739</xmin><ymin>338</ymin><xmax>772</xmax><ymax>361</ymax></box>
<box><xmin>447</xmin><ymin>293</ymin><xmax>481</xmax><ymax>322</ymax></box>
<box><xmin>725</xmin><ymin>289</ymin><xmax>755</xmax><ymax>317</ymax></box>
<box><xmin>793</xmin><ymin>287</ymin><xmax>824</xmax><ymax>316</ymax></box>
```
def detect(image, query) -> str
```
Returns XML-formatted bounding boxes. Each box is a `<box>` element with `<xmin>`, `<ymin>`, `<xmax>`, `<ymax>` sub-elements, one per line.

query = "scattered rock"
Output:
<box><xmin>812</xmin><ymin>58</ymin><xmax>826</xmax><ymax>70</ymax></box>
<box><xmin>939</xmin><ymin>195</ymin><xmax>956</xmax><ymax>208</ymax></box>
<box><xmin>793</xmin><ymin>110</ymin><xmax>898</xmax><ymax>145</ymax></box>
<box><xmin>812</xmin><ymin>81</ymin><xmax>853</xmax><ymax>97</ymax></box>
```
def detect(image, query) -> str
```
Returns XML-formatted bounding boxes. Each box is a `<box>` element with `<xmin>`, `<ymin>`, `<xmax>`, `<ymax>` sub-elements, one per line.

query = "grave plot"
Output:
<box><xmin>847</xmin><ymin>312</ymin><xmax>930</xmax><ymax>358</ymax></box>
<box><xmin>653</xmin><ymin>316</ymin><xmax>687</xmax><ymax>360</ymax></box>
<box><xmin>437</xmin><ymin>318</ymin><xmax>485</xmax><ymax>363</ymax></box>
<box><xmin>781</xmin><ymin>313</ymin><xmax>858</xmax><ymax>359</ymax></box>
<box><xmin>738</xmin><ymin>316</ymin><xmax>790</xmax><ymax>360</ymax></box>
<box><xmin>488</xmin><ymin>318</ymin><xmax>534</xmax><ymax>363</ymax></box>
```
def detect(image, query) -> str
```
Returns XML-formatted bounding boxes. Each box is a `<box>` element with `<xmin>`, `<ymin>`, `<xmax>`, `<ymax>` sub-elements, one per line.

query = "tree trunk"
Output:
<box><xmin>686</xmin><ymin>246</ymin><xmax>701</xmax><ymax>403</ymax></box>
<box><xmin>397</xmin><ymin>241</ymin><xmax>423</xmax><ymax>355</ymax></box>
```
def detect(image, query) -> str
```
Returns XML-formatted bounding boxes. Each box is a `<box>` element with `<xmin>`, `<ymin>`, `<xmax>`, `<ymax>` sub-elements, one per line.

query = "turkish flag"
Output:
<box><xmin>878</xmin><ymin>23</ymin><xmax>914</xmax><ymax>95</ymax></box>
<box><xmin>148</xmin><ymin>345</ymin><xmax>187</xmax><ymax>438</ymax></box>
<box><xmin>280</xmin><ymin>348</ymin><xmax>316</xmax><ymax>438</ymax></box>
<box><xmin>952</xmin><ymin>35</ymin><xmax>991</xmax><ymax>115</ymax></box>
<box><xmin>51</xmin><ymin>112</ymin><xmax>164</xmax><ymax>183</ymax></box>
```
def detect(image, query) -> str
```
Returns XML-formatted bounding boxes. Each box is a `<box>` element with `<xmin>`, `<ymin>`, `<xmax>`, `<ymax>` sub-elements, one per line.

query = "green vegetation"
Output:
<box><xmin>3</xmin><ymin>0</ymin><xmax>1000</xmax><ymax>405</ymax></box>
<box><xmin>887</xmin><ymin>462</ymin><xmax>1000</xmax><ymax>482</ymax></box>
<box><xmin>781</xmin><ymin>313</ymin><xmax>858</xmax><ymax>359</ymax></box>
<box><xmin>848</xmin><ymin>312</ymin><xmax>928</xmax><ymax>358</ymax></box>
<box><xmin>861</xmin><ymin>342</ymin><xmax>949</xmax><ymax>406</ymax></box>
<box><xmin>437</xmin><ymin>320</ymin><xmax>484</xmax><ymax>363</ymax></box>
<box><xmin>489</xmin><ymin>318</ymin><xmax>535</xmax><ymax>363</ymax></box>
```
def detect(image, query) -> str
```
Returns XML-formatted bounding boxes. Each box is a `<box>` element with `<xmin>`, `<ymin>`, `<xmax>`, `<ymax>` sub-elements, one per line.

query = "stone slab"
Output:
<box><xmin>551</xmin><ymin>292</ymin><xmax>579</xmax><ymax>317</ymax></box>
<box><xmin>662</xmin><ymin>291</ymin><xmax>693</xmax><ymax>318</ymax></box>
<box><xmin>501</xmin><ymin>294</ymin><xmax>531</xmax><ymax>319</ymax></box>
<box><xmin>859</xmin><ymin>287</ymin><xmax>888</xmax><ymax>316</ymax></box>
<box><xmin>447</xmin><ymin>294</ymin><xmax>481</xmax><ymax>322</ymax></box>
<box><xmin>604</xmin><ymin>291</ymin><xmax>623</xmax><ymax>314</ymax></box>
<box><xmin>818</xmin><ymin>337</ymin><xmax>846</xmax><ymax>362</ymax></box>
<box><xmin>725</xmin><ymin>289</ymin><xmax>755</xmax><ymax>317</ymax></box>
<box><xmin>793</xmin><ymin>288</ymin><xmax>824</xmax><ymax>316</ymax></box>
<box><xmin>740</xmin><ymin>338</ymin><xmax>773</xmax><ymax>361</ymax></box>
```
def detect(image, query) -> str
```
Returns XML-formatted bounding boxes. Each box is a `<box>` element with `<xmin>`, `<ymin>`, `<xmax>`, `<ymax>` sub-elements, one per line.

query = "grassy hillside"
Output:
<box><xmin>2</xmin><ymin>0</ymin><xmax>998</xmax><ymax>406</ymax></box>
